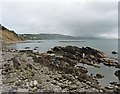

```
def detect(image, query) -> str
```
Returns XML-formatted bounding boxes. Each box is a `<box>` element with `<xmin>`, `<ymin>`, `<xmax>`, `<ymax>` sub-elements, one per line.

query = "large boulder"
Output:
<box><xmin>52</xmin><ymin>46</ymin><xmax>63</xmax><ymax>52</ymax></box>
<box><xmin>12</xmin><ymin>57</ymin><xmax>21</xmax><ymax>69</ymax></box>
<box><xmin>95</xmin><ymin>74</ymin><xmax>104</xmax><ymax>79</ymax></box>
<box><xmin>114</xmin><ymin>70</ymin><xmax>120</xmax><ymax>81</ymax></box>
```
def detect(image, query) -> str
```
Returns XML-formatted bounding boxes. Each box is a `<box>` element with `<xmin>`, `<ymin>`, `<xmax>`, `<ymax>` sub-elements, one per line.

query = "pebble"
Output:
<box><xmin>17</xmin><ymin>88</ymin><xmax>29</xmax><ymax>92</ymax></box>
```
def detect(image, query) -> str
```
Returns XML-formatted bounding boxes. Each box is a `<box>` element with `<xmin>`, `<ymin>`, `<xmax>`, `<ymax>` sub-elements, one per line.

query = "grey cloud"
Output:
<box><xmin>1</xmin><ymin>2</ymin><xmax>118</xmax><ymax>38</ymax></box>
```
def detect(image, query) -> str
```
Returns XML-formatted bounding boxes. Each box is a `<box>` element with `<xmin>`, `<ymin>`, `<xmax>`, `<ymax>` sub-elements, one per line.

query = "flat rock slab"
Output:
<box><xmin>17</xmin><ymin>88</ymin><xmax>29</xmax><ymax>92</ymax></box>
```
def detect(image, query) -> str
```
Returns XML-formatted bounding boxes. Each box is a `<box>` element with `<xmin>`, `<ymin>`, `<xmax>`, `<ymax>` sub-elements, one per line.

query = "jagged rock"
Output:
<box><xmin>17</xmin><ymin>88</ymin><xmax>29</xmax><ymax>92</ymax></box>
<box><xmin>60</xmin><ymin>84</ymin><xmax>68</xmax><ymax>89</ymax></box>
<box><xmin>63</xmin><ymin>53</ymin><xmax>76</xmax><ymax>60</ymax></box>
<box><xmin>25</xmin><ymin>47</ymin><xmax>30</xmax><ymax>49</ymax></box>
<box><xmin>52</xmin><ymin>46</ymin><xmax>63</xmax><ymax>52</ymax></box>
<box><xmin>105</xmin><ymin>85</ymin><xmax>115</xmax><ymax>90</ymax></box>
<box><xmin>12</xmin><ymin>57</ymin><xmax>21</xmax><ymax>69</ymax></box>
<box><xmin>2</xmin><ymin>45</ymin><xmax>119</xmax><ymax>93</ymax></box>
<box><xmin>29</xmin><ymin>80</ymin><xmax>38</xmax><ymax>88</ymax></box>
<box><xmin>1</xmin><ymin>70</ymin><xmax>7</xmax><ymax>75</ymax></box>
<box><xmin>61</xmin><ymin>74</ymin><xmax>75</xmax><ymax>81</ymax></box>
<box><xmin>114</xmin><ymin>70</ymin><xmax>120</xmax><ymax>81</ymax></box>
<box><xmin>68</xmin><ymin>85</ymin><xmax>78</xmax><ymax>90</ymax></box>
<box><xmin>75</xmin><ymin>66</ymin><xmax>88</xmax><ymax>73</ymax></box>
<box><xmin>0</xmin><ymin>65</ymin><xmax>3</xmax><ymax>69</ymax></box>
<box><xmin>19</xmin><ymin>50</ymin><xmax>33</xmax><ymax>53</ymax></box>
<box><xmin>114</xmin><ymin>87</ymin><xmax>120</xmax><ymax>93</ymax></box>
<box><xmin>112</xmin><ymin>51</ymin><xmax>118</xmax><ymax>54</ymax></box>
<box><xmin>3</xmin><ymin>78</ymin><xmax>15</xmax><ymax>84</ymax></box>
<box><xmin>51</xmin><ymin>80</ymin><xmax>57</xmax><ymax>85</ymax></box>
<box><xmin>47</xmin><ymin>50</ymin><xmax>54</xmax><ymax>54</ymax></box>
<box><xmin>95</xmin><ymin>74</ymin><xmax>104</xmax><ymax>79</ymax></box>
<box><xmin>33</xmin><ymin>80</ymin><xmax>38</xmax><ymax>87</ymax></box>
<box><xmin>110</xmin><ymin>82</ymin><xmax>117</xmax><ymax>85</ymax></box>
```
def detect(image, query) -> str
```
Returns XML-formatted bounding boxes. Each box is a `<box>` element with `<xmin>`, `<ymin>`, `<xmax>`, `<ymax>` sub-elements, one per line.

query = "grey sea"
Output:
<box><xmin>7</xmin><ymin>39</ymin><xmax>119</xmax><ymax>87</ymax></box>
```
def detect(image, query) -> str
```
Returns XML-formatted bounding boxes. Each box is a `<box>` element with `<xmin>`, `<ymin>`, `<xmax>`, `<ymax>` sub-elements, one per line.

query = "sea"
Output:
<box><xmin>6</xmin><ymin>39</ymin><xmax>119</xmax><ymax>87</ymax></box>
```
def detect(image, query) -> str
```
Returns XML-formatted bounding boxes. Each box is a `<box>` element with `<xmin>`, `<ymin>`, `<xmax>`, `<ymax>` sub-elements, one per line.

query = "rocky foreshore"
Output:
<box><xmin>1</xmin><ymin>45</ymin><xmax>120</xmax><ymax>93</ymax></box>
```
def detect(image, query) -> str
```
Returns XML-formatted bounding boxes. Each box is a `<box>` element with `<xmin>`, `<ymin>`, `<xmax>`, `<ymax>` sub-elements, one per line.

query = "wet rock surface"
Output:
<box><xmin>1</xmin><ymin>45</ymin><xmax>120</xmax><ymax>93</ymax></box>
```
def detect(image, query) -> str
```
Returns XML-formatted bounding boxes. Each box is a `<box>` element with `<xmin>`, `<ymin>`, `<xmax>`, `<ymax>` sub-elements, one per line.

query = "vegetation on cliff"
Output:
<box><xmin>0</xmin><ymin>25</ymin><xmax>23</xmax><ymax>43</ymax></box>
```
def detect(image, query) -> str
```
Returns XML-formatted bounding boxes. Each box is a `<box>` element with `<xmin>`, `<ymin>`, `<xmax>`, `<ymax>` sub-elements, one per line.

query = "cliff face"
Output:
<box><xmin>0</xmin><ymin>25</ymin><xmax>22</xmax><ymax>43</ymax></box>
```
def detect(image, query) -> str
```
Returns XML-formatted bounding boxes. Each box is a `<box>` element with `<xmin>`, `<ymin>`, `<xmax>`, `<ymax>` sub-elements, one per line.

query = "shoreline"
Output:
<box><xmin>0</xmin><ymin>44</ymin><xmax>119</xmax><ymax>92</ymax></box>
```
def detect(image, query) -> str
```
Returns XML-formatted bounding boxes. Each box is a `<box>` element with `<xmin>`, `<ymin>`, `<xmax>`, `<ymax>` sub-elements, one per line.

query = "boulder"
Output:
<box><xmin>29</xmin><ymin>80</ymin><xmax>38</xmax><ymax>88</ymax></box>
<box><xmin>25</xmin><ymin>47</ymin><xmax>30</xmax><ymax>49</ymax></box>
<box><xmin>95</xmin><ymin>74</ymin><xmax>104</xmax><ymax>79</ymax></box>
<box><xmin>68</xmin><ymin>85</ymin><xmax>78</xmax><ymax>90</ymax></box>
<box><xmin>19</xmin><ymin>50</ymin><xmax>33</xmax><ymax>53</ymax></box>
<box><xmin>12</xmin><ymin>57</ymin><xmax>21</xmax><ymax>69</ymax></box>
<box><xmin>112</xmin><ymin>51</ymin><xmax>118</xmax><ymax>55</ymax></box>
<box><xmin>3</xmin><ymin>78</ymin><xmax>15</xmax><ymax>84</ymax></box>
<box><xmin>52</xmin><ymin>46</ymin><xmax>63</xmax><ymax>52</ymax></box>
<box><xmin>17</xmin><ymin>88</ymin><xmax>29</xmax><ymax>92</ymax></box>
<box><xmin>105</xmin><ymin>85</ymin><xmax>115</xmax><ymax>90</ymax></box>
<box><xmin>47</xmin><ymin>50</ymin><xmax>54</xmax><ymax>54</ymax></box>
<box><xmin>114</xmin><ymin>70</ymin><xmax>120</xmax><ymax>81</ymax></box>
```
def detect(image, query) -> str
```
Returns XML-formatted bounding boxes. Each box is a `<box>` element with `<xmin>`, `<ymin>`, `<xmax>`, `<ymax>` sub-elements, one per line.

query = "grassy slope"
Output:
<box><xmin>0</xmin><ymin>25</ymin><xmax>22</xmax><ymax>43</ymax></box>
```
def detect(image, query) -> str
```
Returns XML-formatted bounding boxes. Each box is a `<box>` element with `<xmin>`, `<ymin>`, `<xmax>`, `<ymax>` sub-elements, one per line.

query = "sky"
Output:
<box><xmin>0</xmin><ymin>0</ymin><xmax>119</xmax><ymax>39</ymax></box>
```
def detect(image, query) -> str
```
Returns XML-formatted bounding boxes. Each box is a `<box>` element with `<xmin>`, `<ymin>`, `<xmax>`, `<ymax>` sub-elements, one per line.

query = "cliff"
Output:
<box><xmin>0</xmin><ymin>25</ymin><xmax>22</xmax><ymax>43</ymax></box>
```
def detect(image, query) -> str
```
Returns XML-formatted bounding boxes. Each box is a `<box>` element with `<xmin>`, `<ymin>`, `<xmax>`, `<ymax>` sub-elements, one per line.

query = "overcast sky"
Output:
<box><xmin>1</xmin><ymin>0</ymin><xmax>119</xmax><ymax>39</ymax></box>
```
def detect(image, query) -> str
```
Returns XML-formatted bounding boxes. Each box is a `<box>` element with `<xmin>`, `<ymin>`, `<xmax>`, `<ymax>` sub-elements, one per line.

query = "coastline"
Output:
<box><xmin>1</xmin><ymin>43</ymin><xmax>120</xmax><ymax>93</ymax></box>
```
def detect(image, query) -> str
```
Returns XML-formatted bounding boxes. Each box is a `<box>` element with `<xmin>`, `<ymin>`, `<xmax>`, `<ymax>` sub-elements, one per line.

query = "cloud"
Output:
<box><xmin>1</xmin><ymin>1</ymin><xmax>118</xmax><ymax>39</ymax></box>
<box><xmin>0</xmin><ymin>0</ymin><xmax>119</xmax><ymax>3</ymax></box>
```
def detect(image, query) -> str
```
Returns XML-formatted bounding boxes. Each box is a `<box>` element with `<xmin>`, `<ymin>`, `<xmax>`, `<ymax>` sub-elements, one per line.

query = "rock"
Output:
<box><xmin>0</xmin><ymin>65</ymin><xmax>3</xmax><ymax>69</ymax></box>
<box><xmin>69</xmin><ymin>85</ymin><xmax>78</xmax><ymax>90</ymax></box>
<box><xmin>34</xmin><ymin>47</ymin><xmax>39</xmax><ymax>50</ymax></box>
<box><xmin>64</xmin><ymin>74</ymin><xmax>75</xmax><ymax>81</ymax></box>
<box><xmin>96</xmin><ymin>52</ymin><xmax>105</xmax><ymax>58</ymax></box>
<box><xmin>35</xmin><ymin>47</ymin><xmax>39</xmax><ymax>48</ymax></box>
<box><xmin>1</xmin><ymin>70</ymin><xmax>7</xmax><ymax>75</ymax></box>
<box><xmin>29</xmin><ymin>80</ymin><xmax>38</xmax><ymax>88</ymax></box>
<box><xmin>63</xmin><ymin>53</ymin><xmax>76</xmax><ymax>60</ymax></box>
<box><xmin>110</xmin><ymin>82</ymin><xmax>117</xmax><ymax>85</ymax></box>
<box><xmin>9</xmin><ymin>87</ymin><xmax>17</xmax><ymax>92</ymax></box>
<box><xmin>3</xmin><ymin>45</ymin><xmax>118</xmax><ymax>92</ymax></box>
<box><xmin>30</xmin><ymin>81</ymin><xmax>34</xmax><ymax>87</ymax></box>
<box><xmin>78</xmin><ymin>73</ymin><xmax>99</xmax><ymax>86</ymax></box>
<box><xmin>114</xmin><ymin>70</ymin><xmax>120</xmax><ymax>77</ymax></box>
<box><xmin>32</xmin><ymin>56</ymin><xmax>43</xmax><ymax>63</ymax></box>
<box><xmin>25</xmin><ymin>47</ymin><xmax>30</xmax><ymax>49</ymax></box>
<box><xmin>52</xmin><ymin>46</ymin><xmax>63</xmax><ymax>52</ymax></box>
<box><xmin>76</xmin><ymin>65</ymin><xmax>88</xmax><ymax>73</ymax></box>
<box><xmin>30</xmin><ymin>87</ymin><xmax>38</xmax><ymax>92</ymax></box>
<box><xmin>61</xmin><ymin>74</ymin><xmax>75</xmax><ymax>82</ymax></box>
<box><xmin>105</xmin><ymin>85</ymin><xmax>115</xmax><ymax>90</ymax></box>
<box><xmin>77</xmin><ymin>74</ymin><xmax>87</xmax><ymax>82</ymax></box>
<box><xmin>33</xmin><ymin>80</ymin><xmax>38</xmax><ymax>87</ymax></box>
<box><xmin>89</xmin><ymin>55</ymin><xmax>95</xmax><ymax>59</ymax></box>
<box><xmin>114</xmin><ymin>88</ymin><xmax>120</xmax><ymax>93</ymax></box>
<box><xmin>47</xmin><ymin>50</ymin><xmax>54</xmax><ymax>54</ymax></box>
<box><xmin>114</xmin><ymin>70</ymin><xmax>120</xmax><ymax>81</ymax></box>
<box><xmin>3</xmin><ymin>78</ymin><xmax>15</xmax><ymax>84</ymax></box>
<box><xmin>112</xmin><ymin>51</ymin><xmax>118</xmax><ymax>54</ymax></box>
<box><xmin>60</xmin><ymin>84</ymin><xmax>68</xmax><ymax>89</ymax></box>
<box><xmin>17</xmin><ymin>88</ymin><xmax>29</xmax><ymax>92</ymax></box>
<box><xmin>19</xmin><ymin>50</ymin><xmax>33</xmax><ymax>53</ymax></box>
<box><xmin>12</xmin><ymin>57</ymin><xmax>21</xmax><ymax>69</ymax></box>
<box><xmin>95</xmin><ymin>74</ymin><xmax>104</xmax><ymax>79</ymax></box>
<box><xmin>51</xmin><ymin>80</ymin><xmax>57</xmax><ymax>85</ymax></box>
<box><xmin>54</xmin><ymin>77</ymin><xmax>60</xmax><ymax>81</ymax></box>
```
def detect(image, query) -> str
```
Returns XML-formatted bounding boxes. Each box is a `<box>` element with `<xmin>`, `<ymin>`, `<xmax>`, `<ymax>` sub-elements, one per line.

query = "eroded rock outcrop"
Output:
<box><xmin>0</xmin><ymin>25</ymin><xmax>23</xmax><ymax>43</ymax></box>
<box><xmin>2</xmin><ymin>46</ymin><xmax>119</xmax><ymax>93</ymax></box>
<box><xmin>48</xmin><ymin>46</ymin><xmax>120</xmax><ymax>68</ymax></box>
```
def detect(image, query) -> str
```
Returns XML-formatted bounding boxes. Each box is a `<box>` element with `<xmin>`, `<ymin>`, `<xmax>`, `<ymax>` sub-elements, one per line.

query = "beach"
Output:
<box><xmin>1</xmin><ymin>41</ymin><xmax>120</xmax><ymax>93</ymax></box>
